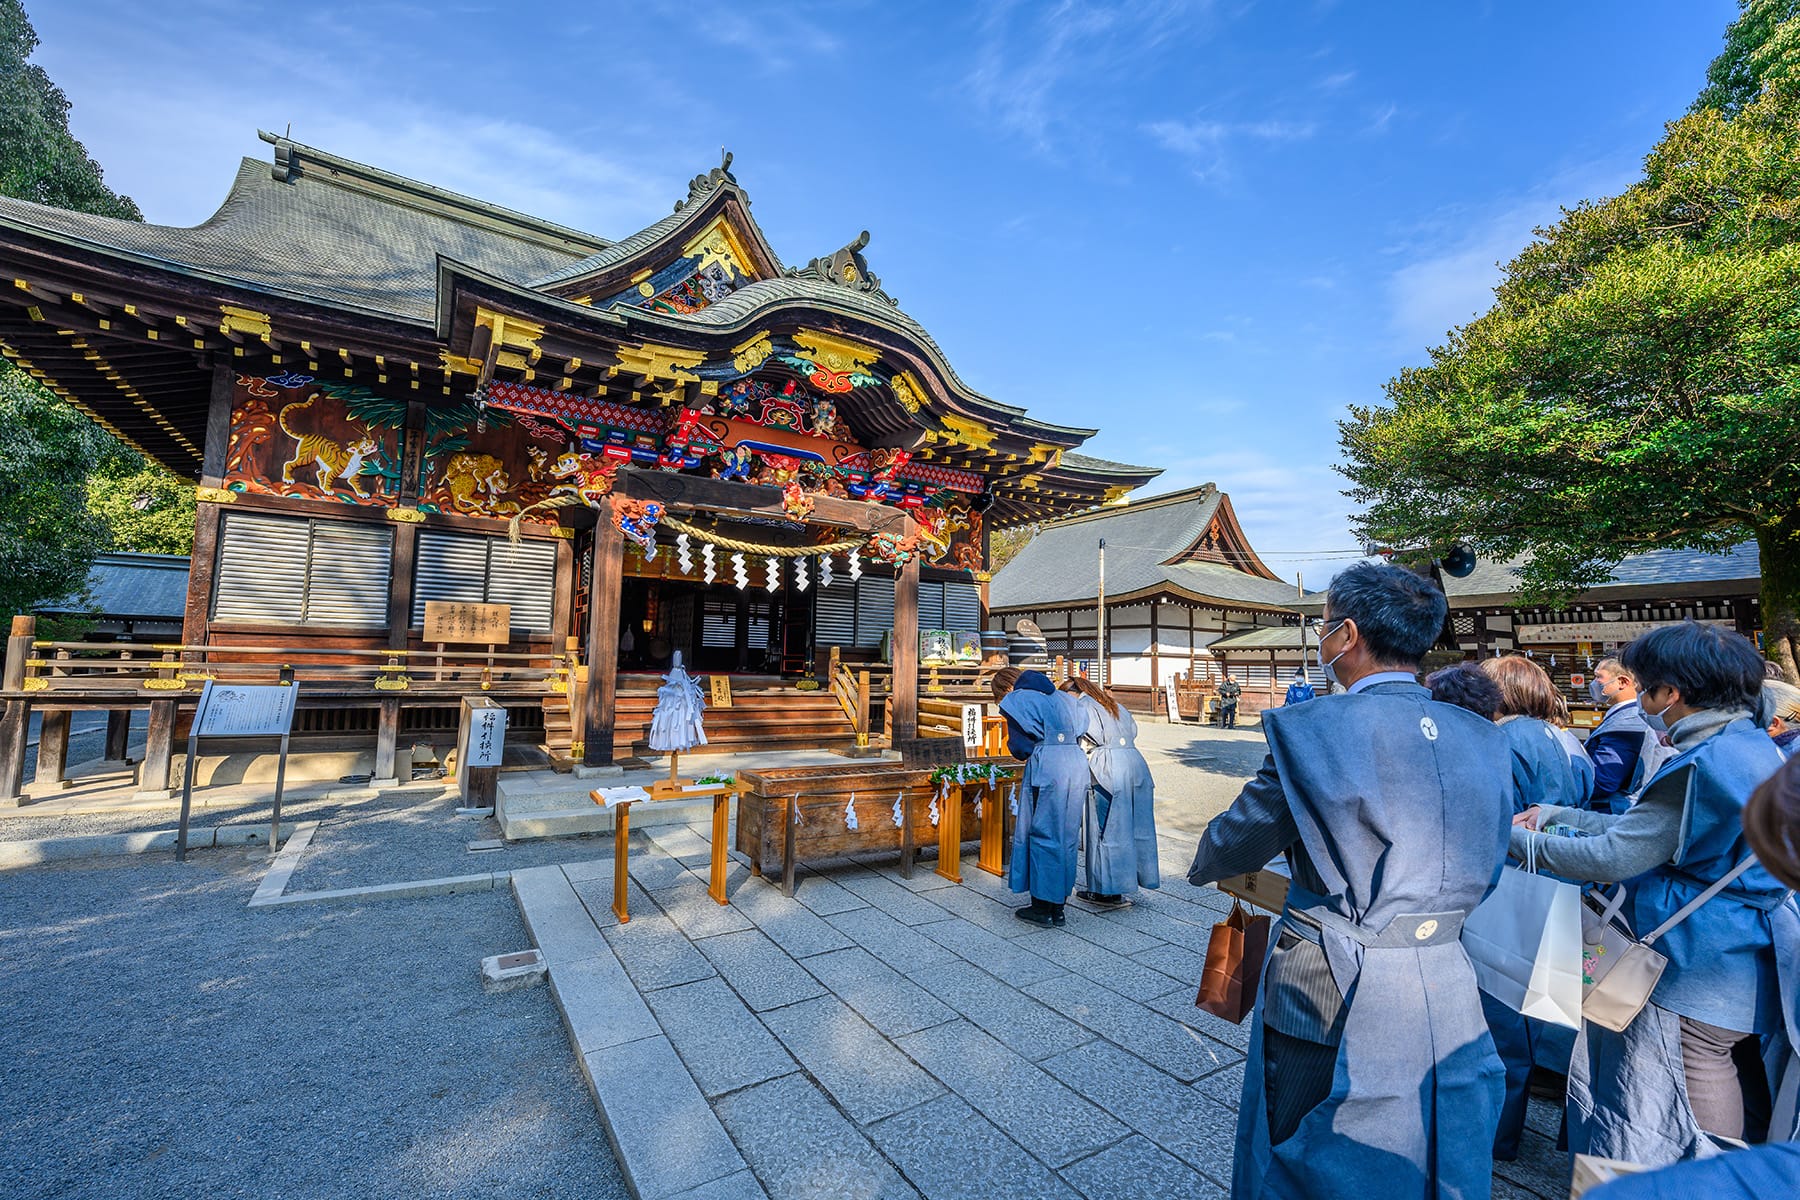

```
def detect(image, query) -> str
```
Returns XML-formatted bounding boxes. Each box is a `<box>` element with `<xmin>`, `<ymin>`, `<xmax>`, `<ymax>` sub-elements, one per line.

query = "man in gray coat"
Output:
<box><xmin>1188</xmin><ymin>562</ymin><xmax>1514</xmax><ymax>1199</ymax></box>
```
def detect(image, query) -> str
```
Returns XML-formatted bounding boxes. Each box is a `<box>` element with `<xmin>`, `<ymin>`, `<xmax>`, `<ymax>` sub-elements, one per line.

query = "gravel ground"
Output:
<box><xmin>0</xmin><ymin>783</ymin><xmax>388</xmax><ymax>842</ymax></box>
<box><xmin>283</xmin><ymin>792</ymin><xmax>625</xmax><ymax>894</ymax></box>
<box><xmin>0</xmin><ymin>850</ymin><xmax>629</xmax><ymax>1200</ymax></box>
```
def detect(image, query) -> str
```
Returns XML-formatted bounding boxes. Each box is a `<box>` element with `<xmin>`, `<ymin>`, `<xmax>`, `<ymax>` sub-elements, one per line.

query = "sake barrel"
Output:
<box><xmin>979</xmin><ymin>630</ymin><xmax>1010</xmax><ymax>664</ymax></box>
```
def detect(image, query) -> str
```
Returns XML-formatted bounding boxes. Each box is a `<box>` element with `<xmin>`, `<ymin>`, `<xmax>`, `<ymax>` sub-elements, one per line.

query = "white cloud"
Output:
<box><xmin>1364</xmin><ymin>102</ymin><xmax>1399</xmax><ymax>135</ymax></box>
<box><xmin>1317</xmin><ymin>70</ymin><xmax>1357</xmax><ymax>91</ymax></box>
<box><xmin>1384</xmin><ymin>162</ymin><xmax>1638</xmax><ymax>353</ymax></box>
<box><xmin>1142</xmin><ymin>117</ymin><xmax>1317</xmax><ymax>183</ymax></box>
<box><xmin>962</xmin><ymin>0</ymin><xmax>1219</xmax><ymax>154</ymax></box>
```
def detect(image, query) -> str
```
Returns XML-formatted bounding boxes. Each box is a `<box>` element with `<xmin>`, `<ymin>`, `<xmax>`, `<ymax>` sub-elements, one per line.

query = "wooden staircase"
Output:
<box><xmin>541</xmin><ymin>674</ymin><xmax>863</xmax><ymax>762</ymax></box>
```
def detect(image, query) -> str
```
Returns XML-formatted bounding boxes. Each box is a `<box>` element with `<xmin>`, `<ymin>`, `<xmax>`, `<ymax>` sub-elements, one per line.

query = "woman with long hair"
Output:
<box><xmin>1059</xmin><ymin>675</ymin><xmax>1159</xmax><ymax>905</ymax></box>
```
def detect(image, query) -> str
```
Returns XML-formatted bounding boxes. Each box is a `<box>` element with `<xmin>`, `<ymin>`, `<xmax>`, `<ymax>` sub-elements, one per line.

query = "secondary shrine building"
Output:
<box><xmin>0</xmin><ymin>134</ymin><xmax>1156</xmax><ymax>780</ymax></box>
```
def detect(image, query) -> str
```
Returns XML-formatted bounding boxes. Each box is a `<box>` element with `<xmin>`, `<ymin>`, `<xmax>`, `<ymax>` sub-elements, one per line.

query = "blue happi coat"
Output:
<box><xmin>1485</xmin><ymin>715</ymin><xmax>1594</xmax><ymax>1158</ymax></box>
<box><xmin>1566</xmin><ymin>719</ymin><xmax>1800</xmax><ymax>1165</ymax></box>
<box><xmin>999</xmin><ymin>681</ymin><xmax>1090</xmax><ymax>904</ymax></box>
<box><xmin>1188</xmin><ymin>680</ymin><xmax>1514</xmax><ymax>1200</ymax></box>
<box><xmin>1071</xmin><ymin>694</ymin><xmax>1160</xmax><ymax>895</ymax></box>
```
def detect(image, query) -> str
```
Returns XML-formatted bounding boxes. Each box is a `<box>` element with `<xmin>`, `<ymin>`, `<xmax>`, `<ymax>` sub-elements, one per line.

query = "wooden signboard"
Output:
<box><xmin>1163</xmin><ymin>678</ymin><xmax>1182</xmax><ymax>724</ymax></box>
<box><xmin>961</xmin><ymin>704</ymin><xmax>984</xmax><ymax>751</ymax></box>
<box><xmin>710</xmin><ymin>675</ymin><xmax>734</xmax><ymax>708</ymax></box>
<box><xmin>423</xmin><ymin>600</ymin><xmax>511</xmax><ymax>645</ymax></box>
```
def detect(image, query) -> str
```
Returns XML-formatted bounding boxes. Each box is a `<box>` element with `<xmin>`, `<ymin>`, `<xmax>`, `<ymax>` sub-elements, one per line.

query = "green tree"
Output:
<box><xmin>1693</xmin><ymin>0</ymin><xmax>1800</xmax><ymax>116</ymax></box>
<box><xmin>86</xmin><ymin>455</ymin><xmax>197</xmax><ymax>555</ymax></box>
<box><xmin>1341</xmin><ymin>41</ymin><xmax>1800</xmax><ymax>676</ymax></box>
<box><xmin>0</xmin><ymin>367</ymin><xmax>114</xmax><ymax>617</ymax></box>
<box><xmin>0</xmin><ymin>0</ymin><xmax>141</xmax><ymax>218</ymax></box>
<box><xmin>0</xmin><ymin>0</ymin><xmax>175</xmax><ymax>618</ymax></box>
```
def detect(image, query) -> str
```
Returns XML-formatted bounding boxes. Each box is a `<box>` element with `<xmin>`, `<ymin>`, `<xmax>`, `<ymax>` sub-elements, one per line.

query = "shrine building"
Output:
<box><xmin>988</xmin><ymin>485</ymin><xmax>1304</xmax><ymax>715</ymax></box>
<box><xmin>0</xmin><ymin>134</ymin><xmax>1157</xmax><ymax>792</ymax></box>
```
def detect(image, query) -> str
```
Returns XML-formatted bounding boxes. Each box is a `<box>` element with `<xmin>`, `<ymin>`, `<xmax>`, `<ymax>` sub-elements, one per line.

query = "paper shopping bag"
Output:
<box><xmin>1196</xmin><ymin>900</ymin><xmax>1271</xmax><ymax>1024</ymax></box>
<box><xmin>1461</xmin><ymin>860</ymin><xmax>1584</xmax><ymax>1029</ymax></box>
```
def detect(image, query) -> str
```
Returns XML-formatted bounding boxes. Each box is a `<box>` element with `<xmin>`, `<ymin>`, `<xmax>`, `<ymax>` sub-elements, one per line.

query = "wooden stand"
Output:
<box><xmin>592</xmin><ymin>775</ymin><xmax>741</xmax><ymax>922</ymax></box>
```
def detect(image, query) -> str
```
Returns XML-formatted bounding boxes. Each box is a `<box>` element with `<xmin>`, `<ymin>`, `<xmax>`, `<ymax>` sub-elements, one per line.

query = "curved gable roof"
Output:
<box><xmin>0</xmin><ymin>135</ymin><xmax>608</xmax><ymax>324</ymax></box>
<box><xmin>990</xmin><ymin>485</ymin><xmax>1295</xmax><ymax>612</ymax></box>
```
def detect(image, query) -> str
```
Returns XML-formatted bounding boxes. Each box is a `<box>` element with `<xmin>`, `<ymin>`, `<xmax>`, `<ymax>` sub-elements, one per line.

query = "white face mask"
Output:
<box><xmin>1317</xmin><ymin>621</ymin><xmax>1349</xmax><ymax>686</ymax></box>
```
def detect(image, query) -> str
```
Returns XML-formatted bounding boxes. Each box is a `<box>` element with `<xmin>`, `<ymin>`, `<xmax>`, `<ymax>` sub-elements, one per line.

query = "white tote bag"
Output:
<box><xmin>1460</xmin><ymin>835</ymin><xmax>1584</xmax><ymax>1029</ymax></box>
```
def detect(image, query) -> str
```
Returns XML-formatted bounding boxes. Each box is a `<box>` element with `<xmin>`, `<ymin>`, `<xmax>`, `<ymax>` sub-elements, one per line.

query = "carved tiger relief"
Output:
<box><xmin>277</xmin><ymin>393</ymin><xmax>380</xmax><ymax>499</ymax></box>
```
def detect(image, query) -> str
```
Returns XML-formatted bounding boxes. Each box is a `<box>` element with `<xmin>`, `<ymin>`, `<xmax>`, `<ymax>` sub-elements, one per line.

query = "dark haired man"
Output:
<box><xmin>1217</xmin><ymin>670</ymin><xmax>1243</xmax><ymax>728</ymax></box>
<box><xmin>1187</xmin><ymin>561</ymin><xmax>1513</xmax><ymax>1199</ymax></box>
<box><xmin>1585</xmin><ymin>657</ymin><xmax>1671</xmax><ymax>814</ymax></box>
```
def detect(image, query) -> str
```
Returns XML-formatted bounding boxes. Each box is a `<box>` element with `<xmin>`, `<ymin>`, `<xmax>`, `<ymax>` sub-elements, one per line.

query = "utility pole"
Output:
<box><xmin>1096</xmin><ymin>538</ymin><xmax>1106</xmax><ymax>687</ymax></box>
<box><xmin>1296</xmin><ymin>572</ymin><xmax>1308</xmax><ymax>687</ymax></box>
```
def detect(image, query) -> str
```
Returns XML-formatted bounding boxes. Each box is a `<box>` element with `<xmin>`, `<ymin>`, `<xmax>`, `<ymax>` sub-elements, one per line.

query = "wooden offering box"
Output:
<box><xmin>737</xmin><ymin>763</ymin><xmax>981</xmax><ymax>896</ymax></box>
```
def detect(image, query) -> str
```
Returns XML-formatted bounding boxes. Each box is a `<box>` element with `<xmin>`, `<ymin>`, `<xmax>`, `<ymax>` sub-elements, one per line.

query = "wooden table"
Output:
<box><xmin>736</xmin><ymin>763</ymin><xmax>982</xmax><ymax>898</ymax></box>
<box><xmin>591</xmin><ymin>778</ymin><xmax>742</xmax><ymax>923</ymax></box>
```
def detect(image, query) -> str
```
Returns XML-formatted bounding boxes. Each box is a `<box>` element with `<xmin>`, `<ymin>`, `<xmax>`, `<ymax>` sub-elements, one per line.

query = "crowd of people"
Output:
<box><xmin>993</xmin><ymin>560</ymin><xmax>1798</xmax><ymax>1199</ymax></box>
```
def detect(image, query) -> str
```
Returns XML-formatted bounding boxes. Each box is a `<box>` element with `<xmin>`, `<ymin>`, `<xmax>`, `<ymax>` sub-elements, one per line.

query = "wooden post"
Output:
<box><xmin>892</xmin><ymin>556</ymin><xmax>920</xmax><ymax>742</ymax></box>
<box><xmin>182</xmin><ymin>501</ymin><xmax>224</xmax><ymax>650</ymax></box>
<box><xmin>139</xmin><ymin>698</ymin><xmax>178</xmax><ymax>798</ymax></box>
<box><xmin>0</xmin><ymin>615</ymin><xmax>36</xmax><ymax>805</ymax></box>
<box><xmin>612</xmin><ymin>800</ymin><xmax>633</xmax><ymax>922</ymax></box>
<box><xmin>104</xmin><ymin>709</ymin><xmax>131</xmax><ymax>763</ymax></box>
<box><xmin>977</xmin><ymin>779</ymin><xmax>1007</xmax><ymax>876</ymax></box>
<box><xmin>374</xmin><ymin>696</ymin><xmax>402</xmax><ymax>786</ymax></box>
<box><xmin>935</xmin><ymin>783</ymin><xmax>963</xmax><ymax>883</ymax></box>
<box><xmin>856</xmin><ymin>669</ymin><xmax>871</xmax><ymax>744</ymax></box>
<box><xmin>898</xmin><ymin>788</ymin><xmax>915</xmax><ymax>880</ymax></box>
<box><xmin>387</xmin><ymin>521</ymin><xmax>418</xmax><ymax>651</ymax></box>
<box><xmin>709</xmin><ymin>787</ymin><xmax>732</xmax><ymax>905</ymax></box>
<box><xmin>35</xmin><ymin>710</ymin><xmax>70</xmax><ymax>789</ymax></box>
<box><xmin>584</xmin><ymin>516</ymin><xmax>624</xmax><ymax>767</ymax></box>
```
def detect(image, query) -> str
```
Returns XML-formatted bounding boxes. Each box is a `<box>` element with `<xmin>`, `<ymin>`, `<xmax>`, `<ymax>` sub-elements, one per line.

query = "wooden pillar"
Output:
<box><xmin>892</xmin><ymin>556</ymin><xmax>920</xmax><ymax>741</ymax></box>
<box><xmin>35</xmin><ymin>710</ymin><xmax>70</xmax><ymax>789</ymax></box>
<box><xmin>0</xmin><ymin>615</ymin><xmax>34</xmax><ymax>805</ymax></box>
<box><xmin>139</xmin><ymin>699</ymin><xmax>178</xmax><ymax>798</ymax></box>
<box><xmin>374</xmin><ymin>696</ymin><xmax>402</xmax><ymax>786</ymax></box>
<box><xmin>583</xmin><ymin>516</ymin><xmax>624</xmax><ymax>767</ymax></box>
<box><xmin>104</xmin><ymin>709</ymin><xmax>131</xmax><ymax>763</ymax></box>
<box><xmin>387</xmin><ymin>520</ymin><xmax>418</xmax><ymax>650</ymax></box>
<box><xmin>182</xmin><ymin>501</ymin><xmax>225</xmax><ymax>650</ymax></box>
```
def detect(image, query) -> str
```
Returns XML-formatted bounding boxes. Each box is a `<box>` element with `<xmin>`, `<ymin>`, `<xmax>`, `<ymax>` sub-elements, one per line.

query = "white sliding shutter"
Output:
<box><xmin>484</xmin><ymin>539</ymin><xmax>557</xmax><ymax>633</ymax></box>
<box><xmin>304</xmin><ymin>522</ymin><xmax>393</xmax><ymax>627</ymax></box>
<box><xmin>213</xmin><ymin>514</ymin><xmax>308</xmax><ymax>625</ymax></box>
<box><xmin>815</xmin><ymin>580</ymin><xmax>857</xmax><ymax>649</ymax></box>
<box><xmin>855</xmin><ymin>576</ymin><xmax>895</xmax><ymax>649</ymax></box>
<box><xmin>412</xmin><ymin>531</ymin><xmax>557</xmax><ymax>634</ymax></box>
<box><xmin>945</xmin><ymin>580</ymin><xmax>981</xmax><ymax>632</ymax></box>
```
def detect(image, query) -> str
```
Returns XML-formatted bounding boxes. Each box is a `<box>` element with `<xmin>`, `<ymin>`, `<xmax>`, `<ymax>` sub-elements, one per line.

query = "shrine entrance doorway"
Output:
<box><xmin>616</xmin><ymin>577</ymin><xmax>813</xmax><ymax>676</ymax></box>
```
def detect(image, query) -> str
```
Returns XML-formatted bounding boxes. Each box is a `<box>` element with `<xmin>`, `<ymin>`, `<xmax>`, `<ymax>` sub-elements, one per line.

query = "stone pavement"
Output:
<box><xmin>511</xmin><ymin>806</ymin><xmax>1573</xmax><ymax>1200</ymax></box>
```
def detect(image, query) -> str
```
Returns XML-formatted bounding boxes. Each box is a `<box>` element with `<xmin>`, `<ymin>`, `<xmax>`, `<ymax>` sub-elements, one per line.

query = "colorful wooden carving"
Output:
<box><xmin>226</xmin><ymin>374</ymin><xmax>401</xmax><ymax>507</ymax></box>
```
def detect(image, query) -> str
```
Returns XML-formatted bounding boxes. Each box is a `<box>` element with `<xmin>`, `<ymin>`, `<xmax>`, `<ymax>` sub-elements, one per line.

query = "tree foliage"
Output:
<box><xmin>989</xmin><ymin>521</ymin><xmax>1042</xmax><ymax>574</ymax></box>
<box><xmin>0</xmin><ymin>0</ymin><xmax>179</xmax><ymax>619</ymax></box>
<box><xmin>1341</xmin><ymin>11</ymin><xmax>1800</xmax><ymax>675</ymax></box>
<box><xmin>0</xmin><ymin>0</ymin><xmax>141</xmax><ymax>218</ymax></box>
<box><xmin>86</xmin><ymin>456</ymin><xmax>197</xmax><ymax>556</ymax></box>
<box><xmin>0</xmin><ymin>365</ymin><xmax>115</xmax><ymax>618</ymax></box>
<box><xmin>1693</xmin><ymin>0</ymin><xmax>1800</xmax><ymax>116</ymax></box>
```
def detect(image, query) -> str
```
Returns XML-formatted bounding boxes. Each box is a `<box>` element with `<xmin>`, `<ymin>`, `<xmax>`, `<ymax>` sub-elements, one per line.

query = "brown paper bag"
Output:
<box><xmin>1195</xmin><ymin>900</ymin><xmax>1271</xmax><ymax>1024</ymax></box>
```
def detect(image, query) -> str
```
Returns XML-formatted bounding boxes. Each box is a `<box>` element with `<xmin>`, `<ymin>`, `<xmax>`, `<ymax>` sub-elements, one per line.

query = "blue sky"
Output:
<box><xmin>29</xmin><ymin>0</ymin><xmax>1738</xmax><ymax>584</ymax></box>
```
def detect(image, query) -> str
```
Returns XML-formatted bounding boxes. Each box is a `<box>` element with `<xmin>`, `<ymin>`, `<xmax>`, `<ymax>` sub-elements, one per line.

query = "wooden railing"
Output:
<box><xmin>17</xmin><ymin>641</ymin><xmax>576</xmax><ymax>696</ymax></box>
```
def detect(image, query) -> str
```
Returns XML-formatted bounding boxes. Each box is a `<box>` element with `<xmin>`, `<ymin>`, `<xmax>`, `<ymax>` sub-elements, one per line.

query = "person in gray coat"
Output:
<box><xmin>1060</xmin><ymin>676</ymin><xmax>1160</xmax><ymax>905</ymax></box>
<box><xmin>1187</xmin><ymin>562</ymin><xmax>1513</xmax><ymax>1199</ymax></box>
